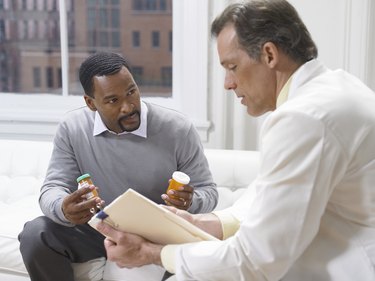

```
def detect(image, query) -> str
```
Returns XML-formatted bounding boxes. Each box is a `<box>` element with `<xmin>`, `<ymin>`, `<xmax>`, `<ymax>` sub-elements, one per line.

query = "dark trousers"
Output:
<box><xmin>18</xmin><ymin>216</ymin><xmax>106</xmax><ymax>281</ymax></box>
<box><xmin>161</xmin><ymin>271</ymin><xmax>174</xmax><ymax>280</ymax></box>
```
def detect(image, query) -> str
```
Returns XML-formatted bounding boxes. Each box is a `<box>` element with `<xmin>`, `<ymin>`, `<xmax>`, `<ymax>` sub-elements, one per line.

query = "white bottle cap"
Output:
<box><xmin>172</xmin><ymin>171</ymin><xmax>190</xmax><ymax>185</ymax></box>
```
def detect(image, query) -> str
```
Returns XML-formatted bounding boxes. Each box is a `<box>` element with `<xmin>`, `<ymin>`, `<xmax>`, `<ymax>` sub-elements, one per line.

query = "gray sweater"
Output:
<box><xmin>40</xmin><ymin>102</ymin><xmax>218</xmax><ymax>225</ymax></box>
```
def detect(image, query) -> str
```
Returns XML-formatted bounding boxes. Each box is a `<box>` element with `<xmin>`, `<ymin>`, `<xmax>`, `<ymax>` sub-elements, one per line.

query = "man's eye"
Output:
<box><xmin>228</xmin><ymin>65</ymin><xmax>237</xmax><ymax>71</ymax></box>
<box><xmin>108</xmin><ymin>98</ymin><xmax>118</xmax><ymax>104</ymax></box>
<box><xmin>127</xmin><ymin>89</ymin><xmax>136</xmax><ymax>96</ymax></box>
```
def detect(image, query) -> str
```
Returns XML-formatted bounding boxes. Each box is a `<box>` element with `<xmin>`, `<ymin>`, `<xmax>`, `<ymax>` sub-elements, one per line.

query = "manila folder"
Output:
<box><xmin>88</xmin><ymin>188</ymin><xmax>219</xmax><ymax>244</ymax></box>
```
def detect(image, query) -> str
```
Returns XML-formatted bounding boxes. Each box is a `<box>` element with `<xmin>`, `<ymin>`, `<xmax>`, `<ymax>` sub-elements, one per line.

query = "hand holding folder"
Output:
<box><xmin>88</xmin><ymin>188</ymin><xmax>219</xmax><ymax>244</ymax></box>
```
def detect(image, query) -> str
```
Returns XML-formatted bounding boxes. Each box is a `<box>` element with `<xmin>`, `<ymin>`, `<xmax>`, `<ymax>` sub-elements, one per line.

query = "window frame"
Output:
<box><xmin>0</xmin><ymin>0</ymin><xmax>210</xmax><ymax>141</ymax></box>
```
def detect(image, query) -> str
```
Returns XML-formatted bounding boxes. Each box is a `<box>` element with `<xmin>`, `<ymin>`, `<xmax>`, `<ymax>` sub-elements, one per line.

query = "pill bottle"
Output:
<box><xmin>77</xmin><ymin>173</ymin><xmax>99</xmax><ymax>200</ymax></box>
<box><xmin>166</xmin><ymin>171</ymin><xmax>190</xmax><ymax>198</ymax></box>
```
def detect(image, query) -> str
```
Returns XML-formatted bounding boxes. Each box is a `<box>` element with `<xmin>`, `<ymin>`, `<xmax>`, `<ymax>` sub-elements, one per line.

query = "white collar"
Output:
<box><xmin>93</xmin><ymin>101</ymin><xmax>148</xmax><ymax>138</ymax></box>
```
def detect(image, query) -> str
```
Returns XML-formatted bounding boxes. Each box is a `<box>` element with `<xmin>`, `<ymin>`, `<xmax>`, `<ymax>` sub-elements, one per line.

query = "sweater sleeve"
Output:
<box><xmin>39</xmin><ymin>121</ymin><xmax>81</xmax><ymax>226</ymax></box>
<box><xmin>177</xmin><ymin>123</ymin><xmax>218</xmax><ymax>214</ymax></box>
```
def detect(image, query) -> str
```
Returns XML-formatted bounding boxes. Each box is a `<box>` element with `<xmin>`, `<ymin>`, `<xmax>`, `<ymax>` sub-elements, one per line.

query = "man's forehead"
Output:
<box><xmin>217</xmin><ymin>23</ymin><xmax>237</xmax><ymax>44</ymax></box>
<box><xmin>217</xmin><ymin>24</ymin><xmax>240</xmax><ymax>64</ymax></box>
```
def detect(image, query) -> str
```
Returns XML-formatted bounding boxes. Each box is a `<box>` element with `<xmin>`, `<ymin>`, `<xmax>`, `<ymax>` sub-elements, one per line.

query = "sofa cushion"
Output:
<box><xmin>102</xmin><ymin>263</ymin><xmax>165</xmax><ymax>281</ymax></box>
<box><xmin>0</xmin><ymin>195</ymin><xmax>42</xmax><ymax>275</ymax></box>
<box><xmin>0</xmin><ymin>140</ymin><xmax>52</xmax><ymax>276</ymax></box>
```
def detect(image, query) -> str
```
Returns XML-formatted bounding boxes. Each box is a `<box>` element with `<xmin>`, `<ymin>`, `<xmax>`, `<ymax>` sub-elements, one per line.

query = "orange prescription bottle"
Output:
<box><xmin>166</xmin><ymin>171</ymin><xmax>190</xmax><ymax>198</ymax></box>
<box><xmin>77</xmin><ymin>173</ymin><xmax>99</xmax><ymax>200</ymax></box>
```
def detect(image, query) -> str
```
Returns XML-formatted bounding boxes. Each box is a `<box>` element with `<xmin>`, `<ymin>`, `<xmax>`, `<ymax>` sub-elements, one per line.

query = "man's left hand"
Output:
<box><xmin>96</xmin><ymin>222</ymin><xmax>163</xmax><ymax>268</ymax></box>
<box><xmin>162</xmin><ymin>184</ymin><xmax>194</xmax><ymax>210</ymax></box>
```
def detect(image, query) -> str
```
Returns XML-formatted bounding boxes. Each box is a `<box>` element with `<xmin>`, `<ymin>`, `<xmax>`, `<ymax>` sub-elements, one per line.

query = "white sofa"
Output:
<box><xmin>0</xmin><ymin>139</ymin><xmax>259</xmax><ymax>281</ymax></box>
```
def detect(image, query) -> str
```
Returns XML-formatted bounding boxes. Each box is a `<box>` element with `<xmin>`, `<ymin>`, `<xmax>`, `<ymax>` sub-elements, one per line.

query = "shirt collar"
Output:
<box><xmin>93</xmin><ymin>101</ymin><xmax>148</xmax><ymax>138</ymax></box>
<box><xmin>276</xmin><ymin>74</ymin><xmax>294</xmax><ymax>108</ymax></box>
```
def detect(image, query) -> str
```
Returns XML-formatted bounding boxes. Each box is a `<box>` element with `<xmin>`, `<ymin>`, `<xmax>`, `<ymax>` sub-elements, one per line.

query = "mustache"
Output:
<box><xmin>118</xmin><ymin>111</ymin><xmax>140</xmax><ymax>123</ymax></box>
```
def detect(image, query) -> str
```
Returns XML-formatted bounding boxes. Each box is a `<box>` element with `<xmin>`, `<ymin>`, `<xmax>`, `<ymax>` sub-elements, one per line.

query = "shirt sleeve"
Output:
<box><xmin>161</xmin><ymin>245</ymin><xmax>178</xmax><ymax>274</ymax></box>
<box><xmin>161</xmin><ymin>210</ymin><xmax>240</xmax><ymax>274</ymax></box>
<box><xmin>170</xmin><ymin>110</ymin><xmax>348</xmax><ymax>280</ymax></box>
<box><xmin>212</xmin><ymin>210</ymin><xmax>240</xmax><ymax>239</ymax></box>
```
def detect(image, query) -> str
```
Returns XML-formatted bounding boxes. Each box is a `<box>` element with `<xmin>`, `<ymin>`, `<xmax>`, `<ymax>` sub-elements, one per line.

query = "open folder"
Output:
<box><xmin>88</xmin><ymin>188</ymin><xmax>219</xmax><ymax>244</ymax></box>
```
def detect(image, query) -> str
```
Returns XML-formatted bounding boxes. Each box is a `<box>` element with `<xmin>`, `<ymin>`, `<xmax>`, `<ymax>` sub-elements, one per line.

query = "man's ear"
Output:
<box><xmin>84</xmin><ymin>95</ymin><xmax>97</xmax><ymax>111</ymax></box>
<box><xmin>262</xmin><ymin>42</ymin><xmax>279</xmax><ymax>68</ymax></box>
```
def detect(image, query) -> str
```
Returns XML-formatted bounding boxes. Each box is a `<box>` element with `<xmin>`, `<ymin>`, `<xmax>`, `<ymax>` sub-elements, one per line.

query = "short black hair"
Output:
<box><xmin>79</xmin><ymin>52</ymin><xmax>132</xmax><ymax>97</ymax></box>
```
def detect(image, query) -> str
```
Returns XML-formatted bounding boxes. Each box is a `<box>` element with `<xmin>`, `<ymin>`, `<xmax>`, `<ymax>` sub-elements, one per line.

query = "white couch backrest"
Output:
<box><xmin>204</xmin><ymin>149</ymin><xmax>259</xmax><ymax>190</ymax></box>
<box><xmin>0</xmin><ymin>140</ymin><xmax>260</xmax><ymax>209</ymax></box>
<box><xmin>0</xmin><ymin>140</ymin><xmax>53</xmax><ymax>204</ymax></box>
<box><xmin>204</xmin><ymin>149</ymin><xmax>259</xmax><ymax>210</ymax></box>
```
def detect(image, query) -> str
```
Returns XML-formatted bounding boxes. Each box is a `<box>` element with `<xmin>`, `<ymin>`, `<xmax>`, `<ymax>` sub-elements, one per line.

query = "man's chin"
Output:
<box><xmin>119</xmin><ymin>122</ymin><xmax>141</xmax><ymax>133</ymax></box>
<box><xmin>118</xmin><ymin>113</ymin><xmax>141</xmax><ymax>132</ymax></box>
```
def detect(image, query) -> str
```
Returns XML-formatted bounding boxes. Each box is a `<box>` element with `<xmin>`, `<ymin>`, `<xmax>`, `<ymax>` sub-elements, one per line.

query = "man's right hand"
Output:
<box><xmin>162</xmin><ymin>206</ymin><xmax>223</xmax><ymax>240</ymax></box>
<box><xmin>62</xmin><ymin>186</ymin><xmax>103</xmax><ymax>225</ymax></box>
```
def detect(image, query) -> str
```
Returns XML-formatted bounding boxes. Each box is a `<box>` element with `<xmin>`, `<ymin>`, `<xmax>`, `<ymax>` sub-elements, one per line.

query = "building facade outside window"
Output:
<box><xmin>0</xmin><ymin>0</ymin><xmax>172</xmax><ymax>96</ymax></box>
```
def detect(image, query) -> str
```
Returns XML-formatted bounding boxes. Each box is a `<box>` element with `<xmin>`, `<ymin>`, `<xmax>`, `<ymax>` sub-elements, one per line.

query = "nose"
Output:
<box><xmin>224</xmin><ymin>73</ymin><xmax>236</xmax><ymax>91</ymax></box>
<box><xmin>121</xmin><ymin>100</ymin><xmax>134</xmax><ymax>114</ymax></box>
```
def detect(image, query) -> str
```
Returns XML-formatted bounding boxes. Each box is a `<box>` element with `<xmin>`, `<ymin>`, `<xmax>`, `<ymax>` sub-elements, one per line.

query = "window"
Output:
<box><xmin>145</xmin><ymin>0</ymin><xmax>157</xmax><ymax>10</ymax></box>
<box><xmin>112</xmin><ymin>31</ymin><xmax>120</xmax><ymax>47</ymax></box>
<box><xmin>161</xmin><ymin>66</ymin><xmax>172</xmax><ymax>87</ymax></box>
<box><xmin>132</xmin><ymin>66</ymin><xmax>144</xmax><ymax>85</ymax></box>
<box><xmin>33</xmin><ymin>67</ymin><xmax>41</xmax><ymax>88</ymax></box>
<box><xmin>46</xmin><ymin>67</ymin><xmax>54</xmax><ymax>88</ymax></box>
<box><xmin>168</xmin><ymin>30</ymin><xmax>172</xmax><ymax>52</ymax></box>
<box><xmin>111</xmin><ymin>8</ymin><xmax>119</xmax><ymax>27</ymax></box>
<box><xmin>133</xmin><ymin>0</ymin><xmax>169</xmax><ymax>11</ymax></box>
<box><xmin>57</xmin><ymin>67</ymin><xmax>62</xmax><ymax>88</ymax></box>
<box><xmin>86</xmin><ymin>0</ymin><xmax>121</xmax><ymax>49</ymax></box>
<box><xmin>152</xmin><ymin>31</ymin><xmax>159</xmax><ymax>48</ymax></box>
<box><xmin>132</xmin><ymin>31</ymin><xmax>140</xmax><ymax>47</ymax></box>
<box><xmin>0</xmin><ymin>20</ymin><xmax>4</xmax><ymax>42</ymax></box>
<box><xmin>160</xmin><ymin>0</ymin><xmax>167</xmax><ymax>11</ymax></box>
<box><xmin>132</xmin><ymin>0</ymin><xmax>143</xmax><ymax>11</ymax></box>
<box><xmin>0</xmin><ymin>1</ymin><xmax>210</xmax><ymax>142</ymax></box>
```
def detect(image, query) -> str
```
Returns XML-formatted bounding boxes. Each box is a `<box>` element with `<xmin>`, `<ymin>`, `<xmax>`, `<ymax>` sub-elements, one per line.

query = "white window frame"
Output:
<box><xmin>0</xmin><ymin>0</ymin><xmax>211</xmax><ymax>141</ymax></box>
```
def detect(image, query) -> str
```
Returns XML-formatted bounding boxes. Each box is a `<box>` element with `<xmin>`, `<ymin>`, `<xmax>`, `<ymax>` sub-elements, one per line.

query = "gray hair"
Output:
<box><xmin>211</xmin><ymin>0</ymin><xmax>318</xmax><ymax>63</ymax></box>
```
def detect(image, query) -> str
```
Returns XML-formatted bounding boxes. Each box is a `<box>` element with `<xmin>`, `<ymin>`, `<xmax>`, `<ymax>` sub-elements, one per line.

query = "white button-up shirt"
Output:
<box><xmin>162</xmin><ymin>60</ymin><xmax>375</xmax><ymax>281</ymax></box>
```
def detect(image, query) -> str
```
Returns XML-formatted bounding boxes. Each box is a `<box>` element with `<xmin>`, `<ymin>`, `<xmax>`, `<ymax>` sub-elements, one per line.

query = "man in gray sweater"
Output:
<box><xmin>18</xmin><ymin>52</ymin><xmax>218</xmax><ymax>281</ymax></box>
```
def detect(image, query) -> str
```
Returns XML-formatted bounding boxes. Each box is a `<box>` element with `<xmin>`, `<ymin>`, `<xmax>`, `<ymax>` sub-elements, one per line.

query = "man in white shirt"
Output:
<box><xmin>95</xmin><ymin>0</ymin><xmax>375</xmax><ymax>280</ymax></box>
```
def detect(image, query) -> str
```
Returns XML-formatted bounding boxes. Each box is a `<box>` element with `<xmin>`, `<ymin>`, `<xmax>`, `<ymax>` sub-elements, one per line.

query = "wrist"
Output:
<box><xmin>143</xmin><ymin>242</ymin><xmax>163</xmax><ymax>266</ymax></box>
<box><xmin>193</xmin><ymin>213</ymin><xmax>223</xmax><ymax>240</ymax></box>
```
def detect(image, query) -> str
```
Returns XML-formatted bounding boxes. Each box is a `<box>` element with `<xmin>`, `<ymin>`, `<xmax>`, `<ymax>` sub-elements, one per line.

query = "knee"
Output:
<box><xmin>19</xmin><ymin>216</ymin><xmax>54</xmax><ymax>250</ymax></box>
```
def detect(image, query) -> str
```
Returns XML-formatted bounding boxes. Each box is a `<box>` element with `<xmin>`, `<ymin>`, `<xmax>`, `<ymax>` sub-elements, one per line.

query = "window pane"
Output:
<box><xmin>0</xmin><ymin>0</ymin><xmax>172</xmax><ymax>97</ymax></box>
<box><xmin>132</xmin><ymin>31</ymin><xmax>140</xmax><ymax>47</ymax></box>
<box><xmin>132</xmin><ymin>66</ymin><xmax>144</xmax><ymax>85</ymax></box>
<box><xmin>160</xmin><ymin>0</ymin><xmax>167</xmax><ymax>10</ymax></box>
<box><xmin>0</xmin><ymin>0</ymin><xmax>61</xmax><ymax>94</ymax></box>
<box><xmin>152</xmin><ymin>31</ymin><xmax>160</xmax><ymax>48</ymax></box>
<box><xmin>69</xmin><ymin>0</ymin><xmax>172</xmax><ymax>97</ymax></box>
<box><xmin>33</xmin><ymin>67</ymin><xmax>41</xmax><ymax>88</ymax></box>
<box><xmin>111</xmin><ymin>8</ymin><xmax>119</xmax><ymax>27</ymax></box>
<box><xmin>46</xmin><ymin>66</ymin><xmax>54</xmax><ymax>88</ymax></box>
<box><xmin>161</xmin><ymin>66</ymin><xmax>172</xmax><ymax>87</ymax></box>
